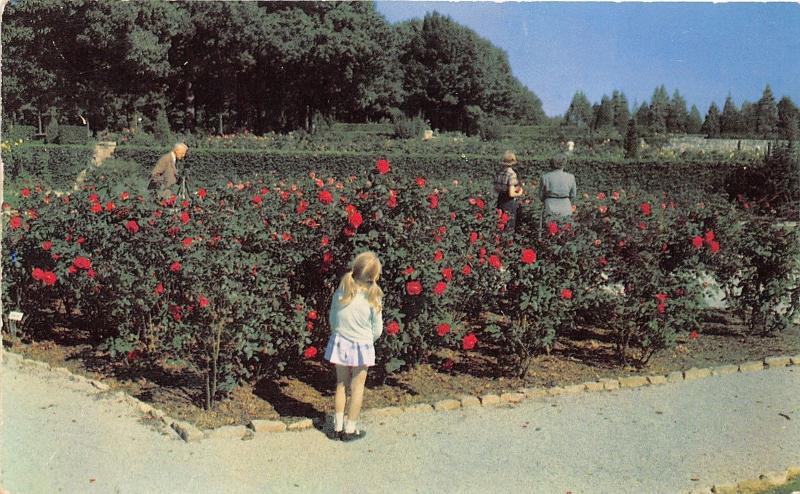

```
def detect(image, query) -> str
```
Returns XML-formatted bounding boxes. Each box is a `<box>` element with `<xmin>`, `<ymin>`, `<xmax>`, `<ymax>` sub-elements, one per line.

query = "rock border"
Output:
<box><xmin>3</xmin><ymin>350</ymin><xmax>799</xmax><ymax>446</ymax></box>
<box><xmin>679</xmin><ymin>464</ymin><xmax>800</xmax><ymax>494</ymax></box>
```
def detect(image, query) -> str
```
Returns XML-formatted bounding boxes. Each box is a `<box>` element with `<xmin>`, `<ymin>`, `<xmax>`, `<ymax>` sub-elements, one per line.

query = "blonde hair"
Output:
<box><xmin>337</xmin><ymin>251</ymin><xmax>383</xmax><ymax>312</ymax></box>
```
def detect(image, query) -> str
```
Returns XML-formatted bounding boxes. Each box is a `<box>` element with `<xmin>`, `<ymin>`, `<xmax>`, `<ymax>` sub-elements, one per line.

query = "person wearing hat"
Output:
<box><xmin>539</xmin><ymin>152</ymin><xmax>577</xmax><ymax>224</ymax></box>
<box><xmin>149</xmin><ymin>142</ymin><xmax>188</xmax><ymax>199</ymax></box>
<box><xmin>493</xmin><ymin>150</ymin><xmax>525</xmax><ymax>233</ymax></box>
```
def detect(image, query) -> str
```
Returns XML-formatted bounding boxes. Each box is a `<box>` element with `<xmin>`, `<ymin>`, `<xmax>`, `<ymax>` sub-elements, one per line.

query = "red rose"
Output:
<box><xmin>469</xmin><ymin>231</ymin><xmax>479</xmax><ymax>244</ymax></box>
<box><xmin>521</xmin><ymin>248</ymin><xmax>537</xmax><ymax>264</ymax></box>
<box><xmin>77</xmin><ymin>237</ymin><xmax>86</xmax><ymax>245</ymax></box>
<box><xmin>32</xmin><ymin>268</ymin><xmax>44</xmax><ymax>281</ymax></box>
<box><xmin>105</xmin><ymin>201</ymin><xmax>116</xmax><ymax>212</ymax></box>
<box><xmin>170</xmin><ymin>261</ymin><xmax>182</xmax><ymax>272</ymax></box>
<box><xmin>41</xmin><ymin>241</ymin><xmax>53</xmax><ymax>251</ymax></box>
<box><xmin>182</xmin><ymin>237</ymin><xmax>193</xmax><ymax>247</ymax></box>
<box><xmin>386</xmin><ymin>321</ymin><xmax>400</xmax><ymax>336</ymax></box>
<box><xmin>21</xmin><ymin>188</ymin><xmax>31</xmax><ymax>198</ymax></box>
<box><xmin>462</xmin><ymin>264</ymin><xmax>472</xmax><ymax>276</ymax></box>
<box><xmin>655</xmin><ymin>293</ymin><xmax>669</xmax><ymax>303</ymax></box>
<box><xmin>689</xmin><ymin>330</ymin><xmax>699</xmax><ymax>340</ymax></box>
<box><xmin>376</xmin><ymin>158</ymin><xmax>391</xmax><ymax>175</ymax></box>
<box><xmin>126</xmin><ymin>349</ymin><xmax>141</xmax><ymax>362</ymax></box>
<box><xmin>638</xmin><ymin>221</ymin><xmax>647</xmax><ymax>230</ymax></box>
<box><xmin>303</xmin><ymin>347</ymin><xmax>318</xmax><ymax>359</ymax></box>
<box><xmin>547</xmin><ymin>222</ymin><xmax>559</xmax><ymax>236</ymax></box>
<box><xmin>88</xmin><ymin>193</ymin><xmax>99</xmax><ymax>203</ymax></box>
<box><xmin>436</xmin><ymin>323</ymin><xmax>451</xmax><ymax>337</ymax></box>
<box><xmin>387</xmin><ymin>190</ymin><xmax>398</xmax><ymax>208</ymax></box>
<box><xmin>318</xmin><ymin>190</ymin><xmax>333</xmax><ymax>204</ymax></box>
<box><xmin>561</xmin><ymin>288</ymin><xmax>573</xmax><ymax>300</ymax></box>
<box><xmin>433</xmin><ymin>281</ymin><xmax>447</xmax><ymax>295</ymax></box>
<box><xmin>198</xmin><ymin>295</ymin><xmax>209</xmax><ymax>308</ymax></box>
<box><xmin>41</xmin><ymin>271</ymin><xmax>57</xmax><ymax>286</ymax></box>
<box><xmin>155</xmin><ymin>283</ymin><xmax>165</xmax><ymax>295</ymax></box>
<box><xmin>599</xmin><ymin>257</ymin><xmax>608</xmax><ymax>267</ymax></box>
<box><xmin>73</xmin><ymin>256</ymin><xmax>92</xmax><ymax>270</ymax></box>
<box><xmin>197</xmin><ymin>188</ymin><xmax>207</xmax><ymax>199</ymax></box>
<box><xmin>433</xmin><ymin>250</ymin><xmax>444</xmax><ymax>262</ymax></box>
<box><xmin>406</xmin><ymin>280</ymin><xmax>423</xmax><ymax>295</ymax></box>
<box><xmin>181</xmin><ymin>200</ymin><xmax>190</xmax><ymax>208</ymax></box>
<box><xmin>657</xmin><ymin>303</ymin><xmax>667</xmax><ymax>314</ymax></box>
<box><xmin>321</xmin><ymin>235</ymin><xmax>330</xmax><ymax>246</ymax></box>
<box><xmin>86</xmin><ymin>269</ymin><xmax>96</xmax><ymax>279</ymax></box>
<box><xmin>462</xmin><ymin>333</ymin><xmax>478</xmax><ymax>350</ymax></box>
<box><xmin>120</xmin><ymin>191</ymin><xmax>130</xmax><ymax>201</ymax></box>
<box><xmin>415</xmin><ymin>177</ymin><xmax>426</xmax><ymax>187</ymax></box>
<box><xmin>307</xmin><ymin>310</ymin><xmax>318</xmax><ymax>321</ymax></box>
<box><xmin>9</xmin><ymin>216</ymin><xmax>22</xmax><ymax>230</ymax></box>
<box><xmin>612</xmin><ymin>191</ymin><xmax>620</xmax><ymax>201</ymax></box>
<box><xmin>403</xmin><ymin>266</ymin><xmax>415</xmax><ymax>276</ymax></box>
<box><xmin>488</xmin><ymin>255</ymin><xmax>502</xmax><ymax>269</ymax></box>
<box><xmin>349</xmin><ymin>211</ymin><xmax>363</xmax><ymax>229</ymax></box>
<box><xmin>640</xmin><ymin>202</ymin><xmax>651</xmax><ymax>216</ymax></box>
<box><xmin>709</xmin><ymin>241</ymin><xmax>720</xmax><ymax>253</ymax></box>
<box><xmin>282</xmin><ymin>232</ymin><xmax>292</xmax><ymax>242</ymax></box>
<box><xmin>596</xmin><ymin>192</ymin><xmax>606</xmax><ymax>200</ymax></box>
<box><xmin>251</xmin><ymin>194</ymin><xmax>262</xmax><ymax>206</ymax></box>
<box><xmin>441</xmin><ymin>267</ymin><xmax>453</xmax><ymax>281</ymax></box>
<box><xmin>691</xmin><ymin>236</ymin><xmax>703</xmax><ymax>249</ymax></box>
<box><xmin>475</xmin><ymin>198</ymin><xmax>486</xmax><ymax>209</ymax></box>
<box><xmin>170</xmin><ymin>304</ymin><xmax>182</xmax><ymax>322</ymax></box>
<box><xmin>90</xmin><ymin>202</ymin><xmax>103</xmax><ymax>214</ymax></box>
<box><xmin>296</xmin><ymin>200</ymin><xmax>309</xmax><ymax>214</ymax></box>
<box><xmin>428</xmin><ymin>194</ymin><xmax>439</xmax><ymax>209</ymax></box>
<box><xmin>704</xmin><ymin>231</ymin><xmax>715</xmax><ymax>244</ymax></box>
<box><xmin>67</xmin><ymin>265</ymin><xmax>78</xmax><ymax>275</ymax></box>
<box><xmin>126</xmin><ymin>220</ymin><xmax>140</xmax><ymax>234</ymax></box>
<box><xmin>180</xmin><ymin>211</ymin><xmax>190</xmax><ymax>224</ymax></box>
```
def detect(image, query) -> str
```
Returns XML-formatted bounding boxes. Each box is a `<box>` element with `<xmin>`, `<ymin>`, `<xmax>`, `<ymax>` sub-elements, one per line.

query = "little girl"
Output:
<box><xmin>324</xmin><ymin>251</ymin><xmax>384</xmax><ymax>441</ymax></box>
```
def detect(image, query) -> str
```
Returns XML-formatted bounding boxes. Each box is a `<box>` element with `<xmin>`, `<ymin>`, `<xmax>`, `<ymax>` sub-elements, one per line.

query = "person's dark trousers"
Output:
<box><xmin>496</xmin><ymin>196</ymin><xmax>519</xmax><ymax>233</ymax></box>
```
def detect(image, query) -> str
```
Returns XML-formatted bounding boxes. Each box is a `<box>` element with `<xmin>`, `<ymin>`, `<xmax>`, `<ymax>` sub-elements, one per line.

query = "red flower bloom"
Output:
<box><xmin>120</xmin><ymin>191</ymin><xmax>130</xmax><ymax>201</ymax></box>
<box><xmin>657</xmin><ymin>303</ymin><xmax>667</xmax><ymax>314</ymax></box>
<box><xmin>638</xmin><ymin>221</ymin><xmax>647</xmax><ymax>230</ymax></box>
<box><xmin>76</xmin><ymin>237</ymin><xmax>86</xmax><ymax>245</ymax></box>
<box><xmin>21</xmin><ymin>188</ymin><xmax>31</xmax><ymax>198</ymax></box>
<box><xmin>599</xmin><ymin>256</ymin><xmax>609</xmax><ymax>267</ymax></box>
<box><xmin>197</xmin><ymin>188</ymin><xmax>207</xmax><ymax>199</ymax></box>
<box><xmin>386</xmin><ymin>321</ymin><xmax>400</xmax><ymax>336</ymax></box>
<box><xmin>415</xmin><ymin>177</ymin><xmax>426</xmax><ymax>187</ymax></box>
<box><xmin>462</xmin><ymin>264</ymin><xmax>472</xmax><ymax>276</ymax></box>
<box><xmin>296</xmin><ymin>200</ymin><xmax>309</xmax><ymax>214</ymax></box>
<box><xmin>655</xmin><ymin>293</ymin><xmax>669</xmax><ymax>303</ymax></box>
<box><xmin>105</xmin><ymin>201</ymin><xmax>116</xmax><ymax>212</ymax></box>
<box><xmin>441</xmin><ymin>358</ymin><xmax>454</xmax><ymax>370</ymax></box>
<box><xmin>596</xmin><ymin>192</ymin><xmax>607</xmax><ymax>200</ymax></box>
<box><xmin>303</xmin><ymin>347</ymin><xmax>318</xmax><ymax>359</ymax></box>
<box><xmin>433</xmin><ymin>281</ymin><xmax>448</xmax><ymax>295</ymax></box>
<box><xmin>561</xmin><ymin>288</ymin><xmax>573</xmax><ymax>300</ymax></box>
<box><xmin>90</xmin><ymin>202</ymin><xmax>103</xmax><ymax>214</ymax></box>
<box><xmin>709</xmin><ymin>241</ymin><xmax>720</xmax><ymax>253</ymax></box>
<box><xmin>343</xmin><ymin>226</ymin><xmax>356</xmax><ymax>237</ymax></box>
<box><xmin>349</xmin><ymin>211</ymin><xmax>363</xmax><ymax>229</ymax></box>
<box><xmin>86</xmin><ymin>269</ymin><xmax>96</xmax><ymax>279</ymax></box>
<box><xmin>387</xmin><ymin>189</ymin><xmax>398</xmax><ymax>208</ymax></box>
<box><xmin>375</xmin><ymin>158</ymin><xmax>391</xmax><ymax>175</ymax></box>
<box><xmin>475</xmin><ymin>198</ymin><xmax>486</xmax><ymax>209</ymax></box>
<box><xmin>251</xmin><ymin>194</ymin><xmax>263</xmax><ymax>206</ymax></box>
<box><xmin>88</xmin><ymin>193</ymin><xmax>99</xmax><ymax>203</ymax></box>
<box><xmin>180</xmin><ymin>211</ymin><xmax>190</xmax><ymax>224</ymax></box>
<box><xmin>307</xmin><ymin>310</ymin><xmax>318</xmax><ymax>321</ymax></box>
<box><xmin>198</xmin><ymin>295</ymin><xmax>209</xmax><ymax>308</ymax></box>
<box><xmin>41</xmin><ymin>271</ymin><xmax>57</xmax><ymax>286</ymax></box>
<box><xmin>612</xmin><ymin>191</ymin><xmax>620</xmax><ymax>201</ymax></box>
<box><xmin>126</xmin><ymin>220</ymin><xmax>140</xmax><ymax>234</ymax></box>
<box><xmin>691</xmin><ymin>236</ymin><xmax>704</xmax><ymax>249</ymax></box>
<box><xmin>469</xmin><ymin>231</ymin><xmax>479</xmax><ymax>244</ymax></box>
<box><xmin>67</xmin><ymin>265</ymin><xmax>78</xmax><ymax>275</ymax></box>
<box><xmin>488</xmin><ymin>255</ymin><xmax>502</xmax><ymax>269</ymax></box>
<box><xmin>170</xmin><ymin>261</ymin><xmax>182</xmax><ymax>273</ymax></box>
<box><xmin>126</xmin><ymin>350</ymin><xmax>141</xmax><ymax>362</ymax></box>
<box><xmin>280</xmin><ymin>191</ymin><xmax>290</xmax><ymax>202</ymax></box>
<box><xmin>640</xmin><ymin>202</ymin><xmax>652</xmax><ymax>216</ymax></box>
<box><xmin>433</xmin><ymin>250</ymin><xmax>444</xmax><ymax>262</ymax></box>
<box><xmin>428</xmin><ymin>194</ymin><xmax>439</xmax><ymax>209</ymax></box>
<box><xmin>321</xmin><ymin>235</ymin><xmax>330</xmax><ymax>246</ymax></box>
<box><xmin>73</xmin><ymin>256</ymin><xmax>92</xmax><ymax>270</ymax></box>
<box><xmin>704</xmin><ymin>231</ymin><xmax>715</xmax><ymax>244</ymax></box>
<box><xmin>689</xmin><ymin>330</ymin><xmax>699</xmax><ymax>340</ymax></box>
<box><xmin>170</xmin><ymin>304</ymin><xmax>182</xmax><ymax>322</ymax></box>
<box><xmin>462</xmin><ymin>333</ymin><xmax>478</xmax><ymax>351</ymax></box>
<box><xmin>406</xmin><ymin>280</ymin><xmax>423</xmax><ymax>295</ymax></box>
<box><xmin>32</xmin><ymin>268</ymin><xmax>44</xmax><ymax>281</ymax></box>
<box><xmin>155</xmin><ymin>283</ymin><xmax>165</xmax><ymax>295</ymax></box>
<box><xmin>318</xmin><ymin>190</ymin><xmax>333</xmax><ymax>204</ymax></box>
<box><xmin>441</xmin><ymin>267</ymin><xmax>453</xmax><ymax>281</ymax></box>
<box><xmin>521</xmin><ymin>248</ymin><xmax>537</xmax><ymax>264</ymax></box>
<box><xmin>41</xmin><ymin>241</ymin><xmax>53</xmax><ymax>251</ymax></box>
<box><xmin>182</xmin><ymin>237</ymin><xmax>193</xmax><ymax>247</ymax></box>
<box><xmin>306</xmin><ymin>321</ymin><xmax>314</xmax><ymax>331</ymax></box>
<box><xmin>9</xmin><ymin>216</ymin><xmax>22</xmax><ymax>230</ymax></box>
<box><xmin>436</xmin><ymin>323</ymin><xmax>451</xmax><ymax>337</ymax></box>
<box><xmin>547</xmin><ymin>222</ymin><xmax>559</xmax><ymax>236</ymax></box>
<box><xmin>403</xmin><ymin>266</ymin><xmax>415</xmax><ymax>276</ymax></box>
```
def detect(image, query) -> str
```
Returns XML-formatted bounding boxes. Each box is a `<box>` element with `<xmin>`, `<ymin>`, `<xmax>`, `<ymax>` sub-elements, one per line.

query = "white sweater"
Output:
<box><xmin>328</xmin><ymin>288</ymin><xmax>383</xmax><ymax>343</ymax></box>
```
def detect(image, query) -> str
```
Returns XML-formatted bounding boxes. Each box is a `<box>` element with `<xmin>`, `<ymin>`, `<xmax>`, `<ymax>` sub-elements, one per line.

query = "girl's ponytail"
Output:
<box><xmin>338</xmin><ymin>271</ymin><xmax>357</xmax><ymax>306</ymax></box>
<box><xmin>365</xmin><ymin>281</ymin><xmax>384</xmax><ymax>313</ymax></box>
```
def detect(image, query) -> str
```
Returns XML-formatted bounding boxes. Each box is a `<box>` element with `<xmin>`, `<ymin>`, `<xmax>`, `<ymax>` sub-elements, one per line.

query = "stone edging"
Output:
<box><xmin>3</xmin><ymin>350</ymin><xmax>799</xmax><ymax>445</ymax></box>
<box><xmin>679</xmin><ymin>465</ymin><xmax>800</xmax><ymax>494</ymax></box>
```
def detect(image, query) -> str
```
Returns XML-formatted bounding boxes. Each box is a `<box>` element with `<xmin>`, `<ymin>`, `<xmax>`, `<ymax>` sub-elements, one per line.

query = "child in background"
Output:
<box><xmin>324</xmin><ymin>251</ymin><xmax>384</xmax><ymax>441</ymax></box>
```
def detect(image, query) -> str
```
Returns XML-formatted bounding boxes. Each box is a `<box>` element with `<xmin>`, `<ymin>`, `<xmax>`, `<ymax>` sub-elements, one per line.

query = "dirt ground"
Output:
<box><xmin>4</xmin><ymin>312</ymin><xmax>799</xmax><ymax>430</ymax></box>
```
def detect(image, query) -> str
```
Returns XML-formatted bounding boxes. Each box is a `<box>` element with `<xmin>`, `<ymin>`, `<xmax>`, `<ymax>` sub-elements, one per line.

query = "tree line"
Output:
<box><xmin>1</xmin><ymin>1</ymin><xmax>544</xmax><ymax>135</ymax></box>
<box><xmin>564</xmin><ymin>84</ymin><xmax>799</xmax><ymax>142</ymax></box>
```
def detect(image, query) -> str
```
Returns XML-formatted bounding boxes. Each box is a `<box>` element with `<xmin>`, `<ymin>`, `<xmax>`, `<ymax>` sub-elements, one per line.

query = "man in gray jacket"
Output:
<box><xmin>538</xmin><ymin>153</ymin><xmax>577</xmax><ymax>234</ymax></box>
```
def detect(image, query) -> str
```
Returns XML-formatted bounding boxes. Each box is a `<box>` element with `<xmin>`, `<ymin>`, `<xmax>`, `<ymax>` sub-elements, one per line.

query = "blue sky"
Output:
<box><xmin>376</xmin><ymin>2</ymin><xmax>800</xmax><ymax>116</ymax></box>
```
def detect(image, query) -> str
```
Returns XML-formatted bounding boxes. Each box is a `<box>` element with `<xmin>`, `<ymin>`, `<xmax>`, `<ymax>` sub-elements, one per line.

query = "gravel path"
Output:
<box><xmin>2</xmin><ymin>360</ymin><xmax>799</xmax><ymax>494</ymax></box>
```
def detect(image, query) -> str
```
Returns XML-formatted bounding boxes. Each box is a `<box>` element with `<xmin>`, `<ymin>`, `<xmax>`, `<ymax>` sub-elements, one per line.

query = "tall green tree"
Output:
<box><xmin>687</xmin><ymin>105</ymin><xmax>703</xmax><ymax>134</ymax></box>
<box><xmin>592</xmin><ymin>95</ymin><xmax>614</xmax><ymax>130</ymax></box>
<box><xmin>624</xmin><ymin>117</ymin><xmax>639</xmax><ymax>158</ymax></box>
<box><xmin>755</xmin><ymin>85</ymin><xmax>779</xmax><ymax>137</ymax></box>
<box><xmin>701</xmin><ymin>102</ymin><xmax>721</xmax><ymax>137</ymax></box>
<box><xmin>563</xmin><ymin>91</ymin><xmax>592</xmax><ymax>128</ymax></box>
<box><xmin>647</xmin><ymin>85</ymin><xmax>670</xmax><ymax>134</ymax></box>
<box><xmin>777</xmin><ymin>96</ymin><xmax>799</xmax><ymax>139</ymax></box>
<box><xmin>720</xmin><ymin>95</ymin><xmax>741</xmax><ymax>135</ymax></box>
<box><xmin>611</xmin><ymin>90</ymin><xmax>630</xmax><ymax>132</ymax></box>
<box><xmin>666</xmin><ymin>89</ymin><xmax>689</xmax><ymax>133</ymax></box>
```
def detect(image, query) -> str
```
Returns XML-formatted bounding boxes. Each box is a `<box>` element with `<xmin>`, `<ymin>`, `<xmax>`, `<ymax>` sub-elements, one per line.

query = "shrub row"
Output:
<box><xmin>3</xmin><ymin>162</ymin><xmax>798</xmax><ymax>408</ymax></box>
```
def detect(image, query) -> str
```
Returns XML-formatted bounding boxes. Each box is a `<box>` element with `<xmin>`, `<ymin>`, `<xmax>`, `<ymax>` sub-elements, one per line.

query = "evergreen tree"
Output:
<box><xmin>720</xmin><ymin>95</ymin><xmax>741</xmax><ymax>135</ymax></box>
<box><xmin>563</xmin><ymin>91</ymin><xmax>593</xmax><ymax>128</ymax></box>
<box><xmin>648</xmin><ymin>85</ymin><xmax>670</xmax><ymax>134</ymax></box>
<box><xmin>666</xmin><ymin>89</ymin><xmax>689</xmax><ymax>133</ymax></box>
<box><xmin>592</xmin><ymin>95</ymin><xmax>614</xmax><ymax>129</ymax></box>
<box><xmin>777</xmin><ymin>96</ymin><xmax>799</xmax><ymax>139</ymax></box>
<box><xmin>611</xmin><ymin>90</ymin><xmax>630</xmax><ymax>132</ymax></box>
<box><xmin>635</xmin><ymin>102</ymin><xmax>650</xmax><ymax>126</ymax></box>
<box><xmin>624</xmin><ymin>117</ymin><xmax>639</xmax><ymax>158</ymax></box>
<box><xmin>755</xmin><ymin>85</ymin><xmax>779</xmax><ymax>137</ymax></box>
<box><xmin>740</xmin><ymin>101</ymin><xmax>758</xmax><ymax>136</ymax></box>
<box><xmin>687</xmin><ymin>105</ymin><xmax>703</xmax><ymax>134</ymax></box>
<box><xmin>701</xmin><ymin>102</ymin><xmax>721</xmax><ymax>137</ymax></box>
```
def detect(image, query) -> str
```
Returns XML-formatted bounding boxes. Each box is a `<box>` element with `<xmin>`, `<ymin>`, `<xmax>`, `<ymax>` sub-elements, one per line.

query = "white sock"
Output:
<box><xmin>334</xmin><ymin>412</ymin><xmax>344</xmax><ymax>432</ymax></box>
<box><xmin>344</xmin><ymin>419</ymin><xmax>357</xmax><ymax>434</ymax></box>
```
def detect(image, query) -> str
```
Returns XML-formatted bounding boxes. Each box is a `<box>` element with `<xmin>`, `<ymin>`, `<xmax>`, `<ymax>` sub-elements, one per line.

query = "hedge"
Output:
<box><xmin>57</xmin><ymin>125</ymin><xmax>90</xmax><ymax>145</ymax></box>
<box><xmin>3</xmin><ymin>124</ymin><xmax>37</xmax><ymax>141</ymax></box>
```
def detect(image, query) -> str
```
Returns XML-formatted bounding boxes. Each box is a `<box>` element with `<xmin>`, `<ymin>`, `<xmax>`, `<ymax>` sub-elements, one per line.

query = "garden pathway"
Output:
<box><xmin>1</xmin><ymin>359</ymin><xmax>799</xmax><ymax>494</ymax></box>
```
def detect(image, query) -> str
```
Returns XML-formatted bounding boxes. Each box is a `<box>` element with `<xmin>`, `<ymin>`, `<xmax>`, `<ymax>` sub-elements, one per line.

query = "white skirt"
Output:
<box><xmin>324</xmin><ymin>333</ymin><xmax>376</xmax><ymax>367</ymax></box>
